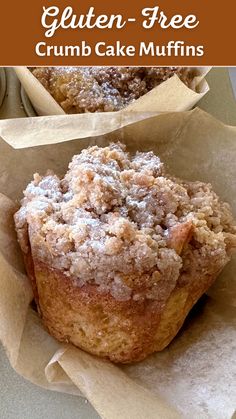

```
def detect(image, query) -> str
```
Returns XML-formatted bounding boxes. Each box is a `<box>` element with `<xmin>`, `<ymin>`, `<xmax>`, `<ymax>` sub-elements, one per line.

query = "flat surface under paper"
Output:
<box><xmin>14</xmin><ymin>67</ymin><xmax>211</xmax><ymax>116</ymax></box>
<box><xmin>0</xmin><ymin>108</ymin><xmax>235</xmax><ymax>419</ymax></box>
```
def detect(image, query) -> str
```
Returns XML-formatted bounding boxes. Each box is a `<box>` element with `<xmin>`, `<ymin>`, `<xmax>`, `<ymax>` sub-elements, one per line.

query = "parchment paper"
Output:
<box><xmin>14</xmin><ymin>66</ymin><xmax>211</xmax><ymax>116</ymax></box>
<box><xmin>0</xmin><ymin>108</ymin><xmax>235</xmax><ymax>419</ymax></box>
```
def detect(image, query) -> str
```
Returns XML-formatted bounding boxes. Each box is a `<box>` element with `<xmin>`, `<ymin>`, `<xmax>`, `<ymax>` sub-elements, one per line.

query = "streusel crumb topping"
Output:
<box><xmin>31</xmin><ymin>67</ymin><xmax>193</xmax><ymax>113</ymax></box>
<box><xmin>15</xmin><ymin>143</ymin><xmax>236</xmax><ymax>303</ymax></box>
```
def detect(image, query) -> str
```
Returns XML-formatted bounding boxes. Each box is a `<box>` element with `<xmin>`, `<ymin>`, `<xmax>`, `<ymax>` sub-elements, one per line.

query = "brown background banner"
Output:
<box><xmin>0</xmin><ymin>0</ymin><xmax>235</xmax><ymax>65</ymax></box>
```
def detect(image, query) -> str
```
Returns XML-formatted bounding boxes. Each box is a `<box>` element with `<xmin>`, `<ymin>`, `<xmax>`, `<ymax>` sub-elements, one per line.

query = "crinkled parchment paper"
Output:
<box><xmin>14</xmin><ymin>66</ymin><xmax>211</xmax><ymax>116</ymax></box>
<box><xmin>0</xmin><ymin>108</ymin><xmax>235</xmax><ymax>419</ymax></box>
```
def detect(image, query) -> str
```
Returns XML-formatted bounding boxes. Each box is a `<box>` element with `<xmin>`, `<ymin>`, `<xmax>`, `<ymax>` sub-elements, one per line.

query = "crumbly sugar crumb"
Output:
<box><xmin>31</xmin><ymin>67</ymin><xmax>194</xmax><ymax>113</ymax></box>
<box><xmin>15</xmin><ymin>143</ymin><xmax>236</xmax><ymax>303</ymax></box>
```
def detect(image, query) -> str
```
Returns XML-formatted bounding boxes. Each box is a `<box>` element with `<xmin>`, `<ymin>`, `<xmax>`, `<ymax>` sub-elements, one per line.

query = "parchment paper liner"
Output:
<box><xmin>14</xmin><ymin>67</ymin><xmax>211</xmax><ymax>116</ymax></box>
<box><xmin>0</xmin><ymin>108</ymin><xmax>235</xmax><ymax>419</ymax></box>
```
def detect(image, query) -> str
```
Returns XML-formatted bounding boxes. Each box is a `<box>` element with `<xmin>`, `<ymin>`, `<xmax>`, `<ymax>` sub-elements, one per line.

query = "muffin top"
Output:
<box><xmin>31</xmin><ymin>67</ymin><xmax>193</xmax><ymax>113</ymax></box>
<box><xmin>15</xmin><ymin>143</ymin><xmax>236</xmax><ymax>303</ymax></box>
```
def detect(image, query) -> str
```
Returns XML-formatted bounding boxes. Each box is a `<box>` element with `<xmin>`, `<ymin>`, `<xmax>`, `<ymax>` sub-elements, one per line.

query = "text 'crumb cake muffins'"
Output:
<box><xmin>31</xmin><ymin>67</ymin><xmax>193</xmax><ymax>113</ymax></box>
<box><xmin>15</xmin><ymin>143</ymin><xmax>236</xmax><ymax>363</ymax></box>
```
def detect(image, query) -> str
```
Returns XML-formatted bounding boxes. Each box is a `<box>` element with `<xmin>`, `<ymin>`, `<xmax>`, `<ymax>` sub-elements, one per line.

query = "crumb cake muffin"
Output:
<box><xmin>30</xmin><ymin>67</ymin><xmax>194</xmax><ymax>113</ymax></box>
<box><xmin>15</xmin><ymin>143</ymin><xmax>236</xmax><ymax>363</ymax></box>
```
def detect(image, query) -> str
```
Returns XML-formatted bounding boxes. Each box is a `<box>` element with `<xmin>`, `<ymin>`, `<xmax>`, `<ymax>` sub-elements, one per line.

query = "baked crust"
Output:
<box><xmin>23</xmin><ymin>249</ymin><xmax>219</xmax><ymax>363</ymax></box>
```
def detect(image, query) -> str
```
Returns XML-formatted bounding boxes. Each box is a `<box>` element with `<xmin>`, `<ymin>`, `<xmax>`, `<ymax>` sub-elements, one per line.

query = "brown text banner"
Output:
<box><xmin>0</xmin><ymin>0</ymin><xmax>235</xmax><ymax>65</ymax></box>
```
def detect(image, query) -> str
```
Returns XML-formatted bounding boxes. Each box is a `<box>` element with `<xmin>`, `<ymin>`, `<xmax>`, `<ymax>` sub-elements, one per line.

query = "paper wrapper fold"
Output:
<box><xmin>0</xmin><ymin>108</ymin><xmax>235</xmax><ymax>419</ymax></box>
<box><xmin>14</xmin><ymin>66</ymin><xmax>211</xmax><ymax>116</ymax></box>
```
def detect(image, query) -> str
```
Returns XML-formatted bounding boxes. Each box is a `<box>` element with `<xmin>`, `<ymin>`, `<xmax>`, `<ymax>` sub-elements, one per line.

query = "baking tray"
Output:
<box><xmin>21</xmin><ymin>86</ymin><xmax>37</xmax><ymax>117</ymax></box>
<box><xmin>0</xmin><ymin>68</ymin><xmax>7</xmax><ymax>108</ymax></box>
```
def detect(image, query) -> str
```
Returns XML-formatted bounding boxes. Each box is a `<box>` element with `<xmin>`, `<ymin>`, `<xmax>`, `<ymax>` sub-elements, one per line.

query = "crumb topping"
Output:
<box><xmin>31</xmin><ymin>67</ymin><xmax>193</xmax><ymax>113</ymax></box>
<box><xmin>15</xmin><ymin>143</ymin><xmax>236</xmax><ymax>303</ymax></box>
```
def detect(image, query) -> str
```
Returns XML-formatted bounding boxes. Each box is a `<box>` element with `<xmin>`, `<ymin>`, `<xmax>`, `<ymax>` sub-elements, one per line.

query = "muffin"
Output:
<box><xmin>14</xmin><ymin>143</ymin><xmax>236</xmax><ymax>363</ymax></box>
<box><xmin>30</xmin><ymin>67</ymin><xmax>194</xmax><ymax>113</ymax></box>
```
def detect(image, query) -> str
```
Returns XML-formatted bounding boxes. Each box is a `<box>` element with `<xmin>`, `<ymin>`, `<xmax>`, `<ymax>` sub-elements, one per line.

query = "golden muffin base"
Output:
<box><xmin>24</xmin><ymin>251</ymin><xmax>218</xmax><ymax>364</ymax></box>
